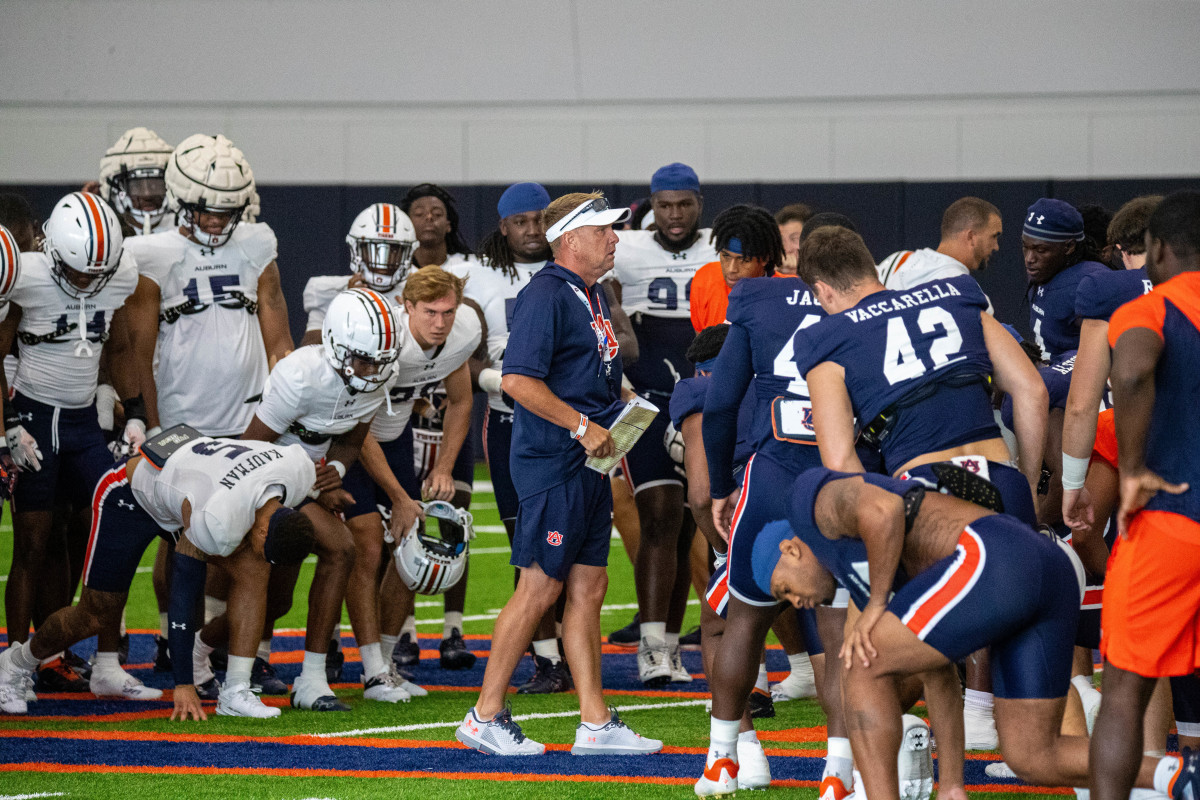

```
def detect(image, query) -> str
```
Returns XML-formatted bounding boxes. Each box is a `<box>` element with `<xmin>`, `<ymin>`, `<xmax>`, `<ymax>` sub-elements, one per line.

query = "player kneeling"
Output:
<box><xmin>0</xmin><ymin>426</ymin><xmax>315</xmax><ymax>720</ymax></box>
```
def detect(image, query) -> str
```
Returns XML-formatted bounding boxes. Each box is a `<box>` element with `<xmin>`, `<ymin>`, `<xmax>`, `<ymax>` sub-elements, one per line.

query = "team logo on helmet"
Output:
<box><xmin>346</xmin><ymin>203</ymin><xmax>417</xmax><ymax>291</ymax></box>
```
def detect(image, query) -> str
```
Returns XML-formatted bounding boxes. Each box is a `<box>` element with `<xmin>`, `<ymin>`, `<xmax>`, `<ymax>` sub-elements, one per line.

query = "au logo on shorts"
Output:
<box><xmin>546</xmin><ymin>531</ymin><xmax>563</xmax><ymax>546</ymax></box>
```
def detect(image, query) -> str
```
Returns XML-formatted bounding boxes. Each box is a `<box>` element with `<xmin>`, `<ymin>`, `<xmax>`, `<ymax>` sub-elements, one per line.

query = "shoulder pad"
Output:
<box><xmin>303</xmin><ymin>275</ymin><xmax>349</xmax><ymax>314</ymax></box>
<box><xmin>230</xmin><ymin>222</ymin><xmax>278</xmax><ymax>270</ymax></box>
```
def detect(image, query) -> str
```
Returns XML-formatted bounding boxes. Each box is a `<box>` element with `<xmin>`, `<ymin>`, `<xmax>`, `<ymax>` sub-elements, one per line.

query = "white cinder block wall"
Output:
<box><xmin>2</xmin><ymin>0</ymin><xmax>1199</xmax><ymax>185</ymax></box>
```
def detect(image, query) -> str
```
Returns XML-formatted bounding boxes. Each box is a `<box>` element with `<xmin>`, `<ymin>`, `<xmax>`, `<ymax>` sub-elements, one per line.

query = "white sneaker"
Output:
<box><xmin>964</xmin><ymin>703</ymin><xmax>998</xmax><ymax>750</ymax></box>
<box><xmin>695</xmin><ymin>746</ymin><xmax>738</xmax><ymax>797</ymax></box>
<box><xmin>669</xmin><ymin>644</ymin><xmax>693</xmax><ymax>683</ymax></box>
<box><xmin>853</xmin><ymin>768</ymin><xmax>868</xmax><ymax>800</ymax></box>
<box><xmin>456</xmin><ymin>706</ymin><xmax>545</xmax><ymax>755</ymax></box>
<box><xmin>771</xmin><ymin>667</ymin><xmax>818</xmax><ymax>701</ymax></box>
<box><xmin>638</xmin><ymin>635</ymin><xmax>671</xmax><ymax>686</ymax></box>
<box><xmin>571</xmin><ymin>709</ymin><xmax>663</xmax><ymax>755</ymax></box>
<box><xmin>363</xmin><ymin>669</ymin><xmax>412</xmax><ymax>703</ymax></box>
<box><xmin>90</xmin><ymin>669</ymin><xmax>163</xmax><ymax>700</ymax></box>
<box><xmin>984</xmin><ymin>761</ymin><xmax>1018</xmax><ymax>779</ymax></box>
<box><xmin>737</xmin><ymin>737</ymin><xmax>771</xmax><ymax>790</ymax></box>
<box><xmin>898</xmin><ymin>715</ymin><xmax>934</xmax><ymax>800</ymax></box>
<box><xmin>22</xmin><ymin>673</ymin><xmax>36</xmax><ymax>703</ymax></box>
<box><xmin>291</xmin><ymin>674</ymin><xmax>350</xmax><ymax>711</ymax></box>
<box><xmin>218</xmin><ymin>682</ymin><xmax>281</xmax><ymax>718</ymax></box>
<box><xmin>1075</xmin><ymin>680</ymin><xmax>1102</xmax><ymax>735</ymax></box>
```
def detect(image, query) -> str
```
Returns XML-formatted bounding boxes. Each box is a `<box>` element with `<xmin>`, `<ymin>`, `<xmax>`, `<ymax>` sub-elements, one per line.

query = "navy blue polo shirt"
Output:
<box><xmin>503</xmin><ymin>262</ymin><xmax>625</xmax><ymax>497</ymax></box>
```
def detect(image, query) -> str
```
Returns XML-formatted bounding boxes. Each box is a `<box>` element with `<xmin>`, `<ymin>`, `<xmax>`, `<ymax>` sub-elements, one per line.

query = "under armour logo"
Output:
<box><xmin>16</xmin><ymin>412</ymin><xmax>32</xmax><ymax>422</ymax></box>
<box><xmin>117</xmin><ymin>499</ymin><xmax>136</xmax><ymax>510</ymax></box>
<box><xmin>1037</xmin><ymin>214</ymin><xmax>1045</xmax><ymax>224</ymax></box>
<box><xmin>1027</xmin><ymin>212</ymin><xmax>1034</xmax><ymax>222</ymax></box>
<box><xmin>670</xmin><ymin>252</ymin><xmax>687</xmax><ymax>261</ymax></box>
<box><xmin>170</xmin><ymin>621</ymin><xmax>187</xmax><ymax>630</ymax></box>
<box><xmin>546</xmin><ymin>531</ymin><xmax>563</xmax><ymax>546</ymax></box>
<box><xmin>200</xmin><ymin>246</ymin><xmax>216</xmax><ymax>257</ymax></box>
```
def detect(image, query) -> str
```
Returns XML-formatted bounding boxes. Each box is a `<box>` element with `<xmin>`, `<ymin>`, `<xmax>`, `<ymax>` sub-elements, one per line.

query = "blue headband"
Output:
<box><xmin>725</xmin><ymin>237</ymin><xmax>744</xmax><ymax>256</ymax></box>
<box><xmin>651</xmin><ymin>162</ymin><xmax>701</xmax><ymax>195</ymax></box>
<box><xmin>694</xmin><ymin>357</ymin><xmax>719</xmax><ymax>373</ymax></box>
<box><xmin>1023</xmin><ymin>198</ymin><xmax>1084</xmax><ymax>243</ymax></box>
<box><xmin>497</xmin><ymin>182</ymin><xmax>550</xmax><ymax>220</ymax></box>
<box><xmin>750</xmin><ymin>520</ymin><xmax>798</xmax><ymax>599</ymax></box>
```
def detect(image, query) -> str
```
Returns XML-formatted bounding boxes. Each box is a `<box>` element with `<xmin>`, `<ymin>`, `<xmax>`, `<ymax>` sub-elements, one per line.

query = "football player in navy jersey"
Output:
<box><xmin>606</xmin><ymin>163</ymin><xmax>718</xmax><ymax>685</ymax></box>
<box><xmin>1022</xmin><ymin>198</ymin><xmax>1112</xmax><ymax>362</ymax></box>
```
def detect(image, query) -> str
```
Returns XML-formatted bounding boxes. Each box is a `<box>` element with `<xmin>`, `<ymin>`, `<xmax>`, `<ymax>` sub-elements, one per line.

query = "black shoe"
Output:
<box><xmin>251</xmin><ymin>657</ymin><xmax>289</xmax><ymax>695</ymax></box>
<box><xmin>393</xmin><ymin>632</ymin><xmax>420</xmax><ymax>668</ymax></box>
<box><xmin>36</xmin><ymin>658</ymin><xmax>91</xmax><ymax>693</ymax></box>
<box><xmin>607</xmin><ymin>613</ymin><xmax>640</xmax><ymax>647</ymax></box>
<box><xmin>749</xmin><ymin>688</ymin><xmax>776</xmax><ymax>719</ymax></box>
<box><xmin>516</xmin><ymin>656</ymin><xmax>573</xmax><ymax>694</ymax></box>
<box><xmin>210</xmin><ymin>646</ymin><xmax>228</xmax><ymax>673</ymax></box>
<box><xmin>117</xmin><ymin>633</ymin><xmax>130</xmax><ymax>665</ymax></box>
<box><xmin>679</xmin><ymin>626</ymin><xmax>702</xmax><ymax>651</ymax></box>
<box><xmin>153</xmin><ymin>636</ymin><xmax>173</xmax><ymax>673</ymax></box>
<box><xmin>439</xmin><ymin>628</ymin><xmax>476</xmax><ymax>670</ymax></box>
<box><xmin>196</xmin><ymin>677</ymin><xmax>221</xmax><ymax>701</ymax></box>
<box><xmin>326</xmin><ymin>639</ymin><xmax>345</xmax><ymax>684</ymax></box>
<box><xmin>62</xmin><ymin>650</ymin><xmax>92</xmax><ymax>681</ymax></box>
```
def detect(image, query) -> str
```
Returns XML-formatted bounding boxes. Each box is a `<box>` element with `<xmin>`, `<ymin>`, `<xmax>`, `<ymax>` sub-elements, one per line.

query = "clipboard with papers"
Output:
<box><xmin>585</xmin><ymin>396</ymin><xmax>659</xmax><ymax>474</ymax></box>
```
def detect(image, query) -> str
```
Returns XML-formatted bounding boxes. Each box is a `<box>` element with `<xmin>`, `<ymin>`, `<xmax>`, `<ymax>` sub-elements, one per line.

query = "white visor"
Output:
<box><xmin>546</xmin><ymin>198</ymin><xmax>631</xmax><ymax>242</ymax></box>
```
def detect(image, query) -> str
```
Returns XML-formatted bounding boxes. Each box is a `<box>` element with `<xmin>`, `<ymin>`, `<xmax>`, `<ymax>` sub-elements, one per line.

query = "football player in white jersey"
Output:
<box><xmin>401</xmin><ymin>183</ymin><xmax>474</xmax><ymax>270</ymax></box>
<box><xmin>0</xmin><ymin>429</ymin><xmax>316</xmax><ymax>719</ymax></box>
<box><xmin>301</xmin><ymin>202</ymin><xmax>417</xmax><ymax>343</ymax></box>
<box><xmin>96</xmin><ymin>127</ymin><xmax>176</xmax><ymax>237</ymax></box>
<box><xmin>344</xmin><ymin>267</ymin><xmax>481</xmax><ymax>672</ymax></box>
<box><xmin>123</xmin><ymin>133</ymin><xmax>292</xmax><ymax>439</ymax></box>
<box><xmin>607</xmin><ymin>163</ymin><xmax>717</xmax><ymax>685</ymax></box>
<box><xmin>0</xmin><ymin>193</ymin><xmax>150</xmax><ymax>698</ymax></box>
<box><xmin>228</xmin><ymin>288</ymin><xmax>415</xmax><ymax>710</ymax></box>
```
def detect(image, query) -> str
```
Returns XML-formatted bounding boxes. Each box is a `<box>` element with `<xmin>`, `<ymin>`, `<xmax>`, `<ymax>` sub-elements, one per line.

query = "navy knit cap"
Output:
<box><xmin>497</xmin><ymin>182</ymin><xmax>550</xmax><ymax>220</ymax></box>
<box><xmin>750</xmin><ymin>519</ymin><xmax>797</xmax><ymax>599</ymax></box>
<box><xmin>651</xmin><ymin>162</ymin><xmax>701</xmax><ymax>195</ymax></box>
<box><xmin>1024</xmin><ymin>198</ymin><xmax>1085</xmax><ymax>243</ymax></box>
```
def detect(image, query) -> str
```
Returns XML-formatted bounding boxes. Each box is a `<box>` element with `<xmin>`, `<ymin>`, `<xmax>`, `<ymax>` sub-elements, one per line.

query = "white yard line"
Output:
<box><xmin>313</xmin><ymin>698</ymin><xmax>709</xmax><ymax>738</ymax></box>
<box><xmin>0</xmin><ymin>794</ymin><xmax>68</xmax><ymax>799</ymax></box>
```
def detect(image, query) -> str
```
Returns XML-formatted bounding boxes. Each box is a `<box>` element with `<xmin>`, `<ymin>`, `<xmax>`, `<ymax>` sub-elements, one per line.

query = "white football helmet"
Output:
<box><xmin>322</xmin><ymin>288</ymin><xmax>401</xmax><ymax>393</ymax></box>
<box><xmin>393</xmin><ymin>500</ymin><xmax>475</xmax><ymax>595</ymax></box>
<box><xmin>165</xmin><ymin>133</ymin><xmax>255</xmax><ymax>248</ymax></box>
<box><xmin>42</xmin><ymin>192</ymin><xmax>124</xmax><ymax>299</ymax></box>
<box><xmin>347</xmin><ymin>203</ymin><xmax>416</xmax><ymax>290</ymax></box>
<box><xmin>243</xmin><ymin>186</ymin><xmax>261</xmax><ymax>224</ymax></box>
<box><xmin>0</xmin><ymin>225</ymin><xmax>22</xmax><ymax>309</ymax></box>
<box><xmin>98</xmin><ymin>127</ymin><xmax>174</xmax><ymax>234</ymax></box>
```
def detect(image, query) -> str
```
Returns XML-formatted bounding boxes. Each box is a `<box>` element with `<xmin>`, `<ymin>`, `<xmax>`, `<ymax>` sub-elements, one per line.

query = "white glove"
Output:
<box><xmin>478</xmin><ymin>367</ymin><xmax>503</xmax><ymax>394</ymax></box>
<box><xmin>109</xmin><ymin>419</ymin><xmax>147</xmax><ymax>459</ymax></box>
<box><xmin>6</xmin><ymin>425</ymin><xmax>42</xmax><ymax>472</ymax></box>
<box><xmin>95</xmin><ymin>384</ymin><xmax>119</xmax><ymax>432</ymax></box>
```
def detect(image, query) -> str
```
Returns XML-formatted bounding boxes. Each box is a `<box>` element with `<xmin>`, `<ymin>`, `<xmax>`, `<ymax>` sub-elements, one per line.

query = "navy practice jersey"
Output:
<box><xmin>1029</xmin><ymin>260</ymin><xmax>1110</xmax><ymax>360</ymax></box>
<box><xmin>1076</xmin><ymin>267</ymin><xmax>1152</xmax><ymax>323</ymax></box>
<box><xmin>670</xmin><ymin>375</ymin><xmax>755</xmax><ymax>470</ymax></box>
<box><xmin>793</xmin><ymin>275</ymin><xmax>997</xmax><ymax>475</ymax></box>
<box><xmin>1002</xmin><ymin>353</ymin><xmax>1074</xmax><ymax>430</ymax></box>
<box><xmin>704</xmin><ymin>276</ymin><xmax>826</xmax><ymax>498</ymax></box>
<box><xmin>503</xmin><ymin>263</ymin><xmax>625</xmax><ymax>496</ymax></box>
<box><xmin>787</xmin><ymin>467</ymin><xmax>918</xmax><ymax>610</ymax></box>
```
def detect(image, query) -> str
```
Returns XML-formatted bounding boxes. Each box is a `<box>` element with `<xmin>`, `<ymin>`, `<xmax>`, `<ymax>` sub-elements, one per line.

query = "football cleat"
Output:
<box><xmin>570</xmin><ymin>709</ymin><xmax>663</xmax><ymax>755</ymax></box>
<box><xmin>195</xmin><ymin>677</ymin><xmax>221</xmax><ymax>701</ymax></box>
<box><xmin>818</xmin><ymin>774</ymin><xmax>853</xmax><ymax>800</ymax></box>
<box><xmin>516</xmin><ymin>656</ymin><xmax>573</xmax><ymax>694</ymax></box>
<box><xmin>439</xmin><ymin>628</ymin><xmax>477</xmax><ymax>670</ymax></box>
<box><xmin>608</xmin><ymin>613</ymin><xmax>640</xmax><ymax>647</ymax></box>
<box><xmin>898</xmin><ymin>714</ymin><xmax>934</xmax><ymax>800</ymax></box>
<box><xmin>771</xmin><ymin>667</ymin><xmax>818</xmax><ymax>702</ymax></box>
<box><xmin>695</xmin><ymin>749</ymin><xmax>739</xmax><ymax>797</ymax></box>
<box><xmin>0</xmin><ymin>650</ymin><xmax>30</xmax><ymax>714</ymax></box>
<box><xmin>748</xmin><ymin>687</ymin><xmax>776</xmax><ymax>719</ymax></box>
<box><xmin>291</xmin><ymin>675</ymin><xmax>350</xmax><ymax>712</ymax></box>
<box><xmin>153</xmin><ymin>636</ymin><xmax>173</xmax><ymax>673</ymax></box>
<box><xmin>1170</xmin><ymin>748</ymin><xmax>1200</xmax><ymax>800</ymax></box>
<box><xmin>63</xmin><ymin>650</ymin><xmax>92</xmax><ymax>681</ymax></box>
<box><xmin>638</xmin><ymin>635</ymin><xmax>671</xmax><ymax>687</ymax></box>
<box><xmin>218</xmin><ymin>682</ymin><xmax>281</xmax><ymax>718</ymax></box>
<box><xmin>737</xmin><ymin>737</ymin><xmax>772</xmax><ymax>790</ymax></box>
<box><xmin>363</xmin><ymin>669</ymin><xmax>412</xmax><ymax>704</ymax></box>
<box><xmin>393</xmin><ymin>632</ymin><xmax>420</xmax><ymax>667</ymax></box>
<box><xmin>984</xmin><ymin>761</ymin><xmax>1018</xmax><ymax>779</ymax></box>
<box><xmin>251</xmin><ymin>657</ymin><xmax>289</xmax><ymax>695</ymax></box>
<box><xmin>37</xmin><ymin>658</ymin><xmax>90</xmax><ymax>693</ymax></box>
<box><xmin>669</xmin><ymin>644</ymin><xmax>693</xmax><ymax>683</ymax></box>
<box><xmin>456</xmin><ymin>706</ymin><xmax>545</xmax><ymax>756</ymax></box>
<box><xmin>90</xmin><ymin>669</ymin><xmax>163</xmax><ymax>700</ymax></box>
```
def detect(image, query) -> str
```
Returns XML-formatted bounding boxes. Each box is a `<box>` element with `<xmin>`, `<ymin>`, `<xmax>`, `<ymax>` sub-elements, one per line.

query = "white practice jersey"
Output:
<box><xmin>255</xmin><ymin>344</ymin><xmax>393</xmax><ymax>460</ymax></box>
<box><xmin>464</xmin><ymin>259</ymin><xmax>544</xmax><ymax>412</ymax></box>
<box><xmin>130</xmin><ymin>435</ymin><xmax>315</xmax><ymax>557</ymax></box>
<box><xmin>125</xmin><ymin>223</ymin><xmax>277</xmax><ymax>436</ymax></box>
<box><xmin>610</xmin><ymin>228</ymin><xmax>716</xmax><ymax>319</ymax></box>
<box><xmin>371</xmin><ymin>305</ymin><xmax>481</xmax><ymax>442</ymax></box>
<box><xmin>303</xmin><ymin>274</ymin><xmax>407</xmax><ymax>333</ymax></box>
<box><xmin>11</xmin><ymin>251</ymin><xmax>139</xmax><ymax>408</ymax></box>
<box><xmin>877</xmin><ymin>248</ymin><xmax>993</xmax><ymax>313</ymax></box>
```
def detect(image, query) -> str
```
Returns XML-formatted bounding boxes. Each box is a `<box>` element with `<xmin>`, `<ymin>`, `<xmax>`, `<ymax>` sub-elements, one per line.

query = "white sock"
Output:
<box><xmin>226</xmin><ymin>654</ymin><xmax>253</xmax><ymax>689</ymax></box>
<box><xmin>257</xmin><ymin>639</ymin><xmax>272</xmax><ymax>661</ymax></box>
<box><xmin>641</xmin><ymin>621</ymin><xmax>666</xmax><ymax>642</ymax></box>
<box><xmin>665</xmin><ymin>631</ymin><xmax>680</xmax><ymax>650</ymax></box>
<box><xmin>360</xmin><ymin>642</ymin><xmax>386</xmax><ymax>679</ymax></box>
<box><xmin>158</xmin><ymin>612</ymin><xmax>169</xmax><ymax>639</ymax></box>
<box><xmin>443</xmin><ymin>612</ymin><xmax>464</xmax><ymax>639</ymax></box>
<box><xmin>299</xmin><ymin>650</ymin><xmax>327</xmax><ymax>684</ymax></box>
<box><xmin>193</xmin><ymin>633</ymin><xmax>215</xmax><ymax>684</ymax></box>
<box><xmin>788</xmin><ymin>652</ymin><xmax>813</xmax><ymax>676</ymax></box>
<box><xmin>8</xmin><ymin>641</ymin><xmax>40</xmax><ymax>672</ymax></box>
<box><xmin>1146</xmin><ymin>748</ymin><xmax>1167</xmax><ymax>758</ymax></box>
<box><xmin>755</xmin><ymin>663</ymin><xmax>769</xmax><ymax>693</ymax></box>
<box><xmin>400</xmin><ymin>615</ymin><xmax>418</xmax><ymax>640</ymax></box>
<box><xmin>380</xmin><ymin>634</ymin><xmax>399</xmax><ymax>658</ymax></box>
<box><xmin>965</xmin><ymin>688</ymin><xmax>994</xmax><ymax>711</ymax></box>
<box><xmin>1154</xmin><ymin>755</ymin><xmax>1182</xmax><ymax>795</ymax></box>
<box><xmin>119</xmin><ymin>608</ymin><xmax>127</xmax><ymax>637</ymax></box>
<box><xmin>738</xmin><ymin>729</ymin><xmax>760</xmax><ymax>744</ymax></box>
<box><xmin>825</xmin><ymin>737</ymin><xmax>855</xmax><ymax>782</ymax></box>
<box><xmin>708</xmin><ymin>716</ymin><xmax>740</xmax><ymax>762</ymax></box>
<box><xmin>93</xmin><ymin>651</ymin><xmax>122</xmax><ymax>675</ymax></box>
<box><xmin>533</xmin><ymin>638</ymin><xmax>561</xmax><ymax>664</ymax></box>
<box><xmin>203</xmin><ymin>596</ymin><xmax>226</xmax><ymax>625</ymax></box>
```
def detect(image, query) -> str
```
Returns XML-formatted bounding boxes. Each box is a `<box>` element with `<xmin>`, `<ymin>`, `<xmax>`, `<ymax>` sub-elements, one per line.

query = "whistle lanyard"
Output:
<box><xmin>567</xmin><ymin>283</ymin><xmax>615</xmax><ymax>382</ymax></box>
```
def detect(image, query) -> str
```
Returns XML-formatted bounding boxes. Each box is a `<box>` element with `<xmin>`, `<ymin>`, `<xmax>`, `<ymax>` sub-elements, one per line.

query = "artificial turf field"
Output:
<box><xmin>0</xmin><ymin>463</ymin><xmax>1067</xmax><ymax>800</ymax></box>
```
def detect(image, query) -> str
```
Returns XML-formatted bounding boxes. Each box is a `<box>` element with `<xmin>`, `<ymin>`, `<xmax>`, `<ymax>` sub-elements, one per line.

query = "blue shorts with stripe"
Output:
<box><xmin>900</xmin><ymin>459</ymin><xmax>1036</xmax><ymax>526</ymax></box>
<box><xmin>511</xmin><ymin>469</ymin><xmax>612</xmax><ymax>582</ymax></box>
<box><xmin>343</xmin><ymin>425</ymin><xmax>420</xmax><ymax>521</ymax></box>
<box><xmin>11</xmin><ymin>391</ymin><xmax>116</xmax><ymax>512</ymax></box>
<box><xmin>889</xmin><ymin>514</ymin><xmax>1079</xmax><ymax>699</ymax></box>
<box><xmin>81</xmin><ymin>461</ymin><xmax>176</xmax><ymax>594</ymax></box>
<box><xmin>705</xmin><ymin>548</ymin><xmax>822</xmax><ymax>654</ymax></box>
<box><xmin>620</xmin><ymin>393</ymin><xmax>682</xmax><ymax>492</ymax></box>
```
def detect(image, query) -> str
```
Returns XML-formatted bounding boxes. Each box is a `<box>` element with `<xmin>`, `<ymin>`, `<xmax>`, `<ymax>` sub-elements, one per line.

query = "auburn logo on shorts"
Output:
<box><xmin>546</xmin><ymin>531</ymin><xmax>563</xmax><ymax>546</ymax></box>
